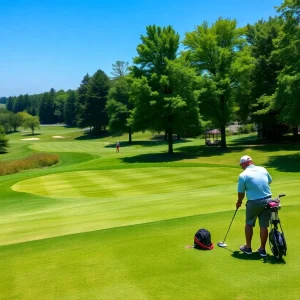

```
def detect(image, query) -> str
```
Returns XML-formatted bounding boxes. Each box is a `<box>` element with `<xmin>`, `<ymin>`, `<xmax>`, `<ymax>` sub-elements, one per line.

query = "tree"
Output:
<box><xmin>10</xmin><ymin>112</ymin><xmax>23</xmax><ymax>131</ymax></box>
<box><xmin>54</xmin><ymin>90</ymin><xmax>68</xmax><ymax>123</ymax></box>
<box><xmin>272</xmin><ymin>0</ymin><xmax>300</xmax><ymax>134</ymax></box>
<box><xmin>183</xmin><ymin>18</ymin><xmax>253</xmax><ymax>150</ymax></box>
<box><xmin>0</xmin><ymin>112</ymin><xmax>11</xmax><ymax>133</ymax></box>
<box><xmin>39</xmin><ymin>89</ymin><xmax>56</xmax><ymax>124</ymax></box>
<box><xmin>0</xmin><ymin>125</ymin><xmax>9</xmax><ymax>153</ymax></box>
<box><xmin>82</xmin><ymin>69</ymin><xmax>110</xmax><ymax>133</ymax></box>
<box><xmin>6</xmin><ymin>96</ymin><xmax>14</xmax><ymax>112</ymax></box>
<box><xmin>106</xmin><ymin>76</ymin><xmax>133</xmax><ymax>142</ymax></box>
<box><xmin>22</xmin><ymin>112</ymin><xmax>40</xmax><ymax>135</ymax></box>
<box><xmin>244</xmin><ymin>17</ymin><xmax>285</xmax><ymax>140</ymax></box>
<box><xmin>76</xmin><ymin>74</ymin><xmax>91</xmax><ymax>129</ymax></box>
<box><xmin>111</xmin><ymin>61</ymin><xmax>129</xmax><ymax>79</ymax></box>
<box><xmin>131</xmin><ymin>25</ymin><xmax>181</xmax><ymax>153</ymax></box>
<box><xmin>64</xmin><ymin>90</ymin><xmax>78</xmax><ymax>126</ymax></box>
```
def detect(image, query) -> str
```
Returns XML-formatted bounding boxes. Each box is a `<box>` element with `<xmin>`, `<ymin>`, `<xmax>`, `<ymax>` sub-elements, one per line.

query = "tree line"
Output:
<box><xmin>1</xmin><ymin>0</ymin><xmax>299</xmax><ymax>153</ymax></box>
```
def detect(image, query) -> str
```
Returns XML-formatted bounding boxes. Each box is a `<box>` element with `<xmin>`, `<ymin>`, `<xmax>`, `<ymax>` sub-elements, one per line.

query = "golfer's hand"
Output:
<box><xmin>236</xmin><ymin>201</ymin><xmax>242</xmax><ymax>209</ymax></box>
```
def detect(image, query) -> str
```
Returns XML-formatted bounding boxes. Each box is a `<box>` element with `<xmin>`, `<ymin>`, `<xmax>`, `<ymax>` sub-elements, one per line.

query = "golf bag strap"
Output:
<box><xmin>194</xmin><ymin>237</ymin><xmax>214</xmax><ymax>250</ymax></box>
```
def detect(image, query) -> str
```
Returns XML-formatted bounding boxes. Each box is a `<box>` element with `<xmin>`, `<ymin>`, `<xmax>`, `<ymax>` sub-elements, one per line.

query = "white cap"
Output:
<box><xmin>240</xmin><ymin>155</ymin><xmax>252</xmax><ymax>164</ymax></box>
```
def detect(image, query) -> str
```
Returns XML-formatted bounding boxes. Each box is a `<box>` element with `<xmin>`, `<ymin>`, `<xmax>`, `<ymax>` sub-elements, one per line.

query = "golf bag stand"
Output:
<box><xmin>267</xmin><ymin>194</ymin><xmax>287</xmax><ymax>260</ymax></box>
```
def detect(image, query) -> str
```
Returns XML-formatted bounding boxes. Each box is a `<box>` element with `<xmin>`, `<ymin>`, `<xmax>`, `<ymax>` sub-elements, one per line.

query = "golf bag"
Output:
<box><xmin>269</xmin><ymin>229</ymin><xmax>287</xmax><ymax>259</ymax></box>
<box><xmin>266</xmin><ymin>198</ymin><xmax>287</xmax><ymax>260</ymax></box>
<box><xmin>194</xmin><ymin>228</ymin><xmax>214</xmax><ymax>250</ymax></box>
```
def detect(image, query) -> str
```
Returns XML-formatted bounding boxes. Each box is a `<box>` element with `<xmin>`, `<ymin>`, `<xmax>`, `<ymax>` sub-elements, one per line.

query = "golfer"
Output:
<box><xmin>236</xmin><ymin>155</ymin><xmax>272</xmax><ymax>257</ymax></box>
<box><xmin>116</xmin><ymin>141</ymin><xmax>120</xmax><ymax>152</ymax></box>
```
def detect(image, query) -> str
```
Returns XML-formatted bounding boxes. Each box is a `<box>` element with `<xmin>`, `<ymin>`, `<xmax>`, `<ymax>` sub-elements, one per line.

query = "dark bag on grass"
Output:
<box><xmin>194</xmin><ymin>228</ymin><xmax>214</xmax><ymax>250</ymax></box>
<box><xmin>269</xmin><ymin>229</ymin><xmax>287</xmax><ymax>255</ymax></box>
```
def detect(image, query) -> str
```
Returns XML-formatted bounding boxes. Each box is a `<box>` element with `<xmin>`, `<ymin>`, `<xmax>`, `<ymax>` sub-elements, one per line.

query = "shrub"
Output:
<box><xmin>0</xmin><ymin>125</ymin><xmax>9</xmax><ymax>153</ymax></box>
<box><xmin>238</xmin><ymin>124</ymin><xmax>256</xmax><ymax>134</ymax></box>
<box><xmin>0</xmin><ymin>153</ymin><xmax>59</xmax><ymax>176</ymax></box>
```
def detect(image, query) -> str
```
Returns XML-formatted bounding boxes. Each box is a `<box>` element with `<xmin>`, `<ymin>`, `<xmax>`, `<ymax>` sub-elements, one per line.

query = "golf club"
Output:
<box><xmin>217</xmin><ymin>207</ymin><xmax>239</xmax><ymax>248</ymax></box>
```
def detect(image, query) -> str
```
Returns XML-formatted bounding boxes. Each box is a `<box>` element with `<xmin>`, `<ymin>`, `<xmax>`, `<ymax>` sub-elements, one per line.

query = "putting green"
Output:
<box><xmin>12</xmin><ymin>167</ymin><xmax>237</xmax><ymax>198</ymax></box>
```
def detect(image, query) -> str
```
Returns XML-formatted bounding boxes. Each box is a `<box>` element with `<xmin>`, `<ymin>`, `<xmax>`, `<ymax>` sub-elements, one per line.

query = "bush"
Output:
<box><xmin>0</xmin><ymin>153</ymin><xmax>59</xmax><ymax>176</ymax></box>
<box><xmin>238</xmin><ymin>124</ymin><xmax>256</xmax><ymax>134</ymax></box>
<box><xmin>0</xmin><ymin>125</ymin><xmax>9</xmax><ymax>153</ymax></box>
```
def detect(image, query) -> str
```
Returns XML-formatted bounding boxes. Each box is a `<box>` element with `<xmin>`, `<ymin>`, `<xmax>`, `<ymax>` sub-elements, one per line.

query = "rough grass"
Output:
<box><xmin>1</xmin><ymin>127</ymin><xmax>300</xmax><ymax>299</ymax></box>
<box><xmin>0</xmin><ymin>153</ymin><xmax>59</xmax><ymax>176</ymax></box>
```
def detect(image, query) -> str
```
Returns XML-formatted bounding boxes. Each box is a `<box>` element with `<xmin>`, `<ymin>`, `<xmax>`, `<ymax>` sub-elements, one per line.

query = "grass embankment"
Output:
<box><xmin>1</xmin><ymin>127</ymin><xmax>300</xmax><ymax>299</ymax></box>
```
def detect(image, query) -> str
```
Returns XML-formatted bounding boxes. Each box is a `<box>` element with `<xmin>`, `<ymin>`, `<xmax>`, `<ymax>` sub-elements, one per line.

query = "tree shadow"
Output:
<box><xmin>175</xmin><ymin>144</ymin><xmax>230</xmax><ymax>158</ymax></box>
<box><xmin>231</xmin><ymin>251</ymin><xmax>286</xmax><ymax>264</ymax></box>
<box><xmin>104</xmin><ymin>139</ymin><xmax>190</xmax><ymax>149</ymax></box>
<box><xmin>121</xmin><ymin>152</ymin><xmax>200</xmax><ymax>163</ymax></box>
<box><xmin>20</xmin><ymin>133</ymin><xmax>41</xmax><ymax>136</ymax></box>
<box><xmin>264</xmin><ymin>154</ymin><xmax>300</xmax><ymax>172</ymax></box>
<box><xmin>75</xmin><ymin>131</ymin><xmax>111</xmax><ymax>140</ymax></box>
<box><xmin>231</xmin><ymin>136</ymin><xmax>300</xmax><ymax>152</ymax></box>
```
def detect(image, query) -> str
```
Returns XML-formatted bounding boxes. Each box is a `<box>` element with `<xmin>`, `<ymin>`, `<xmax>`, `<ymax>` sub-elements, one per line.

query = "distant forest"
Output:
<box><xmin>1</xmin><ymin>0</ymin><xmax>299</xmax><ymax>153</ymax></box>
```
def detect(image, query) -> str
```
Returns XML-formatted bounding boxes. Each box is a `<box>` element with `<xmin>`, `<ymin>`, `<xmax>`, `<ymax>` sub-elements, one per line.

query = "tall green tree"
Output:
<box><xmin>6</xmin><ymin>96</ymin><xmax>14</xmax><ymax>112</ymax></box>
<box><xmin>131</xmin><ymin>25</ymin><xmax>182</xmax><ymax>153</ymax></box>
<box><xmin>183</xmin><ymin>18</ymin><xmax>253</xmax><ymax>150</ymax></box>
<box><xmin>82</xmin><ymin>70</ymin><xmax>110</xmax><ymax>133</ymax></box>
<box><xmin>39</xmin><ymin>88</ymin><xmax>56</xmax><ymax>124</ymax></box>
<box><xmin>54</xmin><ymin>90</ymin><xmax>68</xmax><ymax>123</ymax></box>
<box><xmin>106</xmin><ymin>76</ymin><xmax>133</xmax><ymax>142</ymax></box>
<box><xmin>272</xmin><ymin>0</ymin><xmax>300</xmax><ymax>134</ymax></box>
<box><xmin>76</xmin><ymin>74</ymin><xmax>91</xmax><ymax>129</ymax></box>
<box><xmin>64</xmin><ymin>90</ymin><xmax>78</xmax><ymax>126</ymax></box>
<box><xmin>244</xmin><ymin>17</ymin><xmax>285</xmax><ymax>140</ymax></box>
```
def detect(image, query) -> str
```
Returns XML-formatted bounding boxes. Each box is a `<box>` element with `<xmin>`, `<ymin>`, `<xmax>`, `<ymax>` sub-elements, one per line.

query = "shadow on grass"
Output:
<box><xmin>176</xmin><ymin>144</ymin><xmax>230</xmax><ymax>158</ymax></box>
<box><xmin>264</xmin><ymin>154</ymin><xmax>300</xmax><ymax>172</ymax></box>
<box><xmin>75</xmin><ymin>131</ymin><xmax>111</xmax><ymax>140</ymax></box>
<box><xmin>104</xmin><ymin>139</ymin><xmax>190</xmax><ymax>149</ymax></box>
<box><xmin>231</xmin><ymin>135</ymin><xmax>300</xmax><ymax>152</ymax></box>
<box><xmin>20</xmin><ymin>133</ymin><xmax>41</xmax><ymax>136</ymax></box>
<box><xmin>121</xmin><ymin>152</ymin><xmax>200</xmax><ymax>163</ymax></box>
<box><xmin>119</xmin><ymin>143</ymin><xmax>231</xmax><ymax>164</ymax></box>
<box><xmin>231</xmin><ymin>251</ymin><xmax>286</xmax><ymax>264</ymax></box>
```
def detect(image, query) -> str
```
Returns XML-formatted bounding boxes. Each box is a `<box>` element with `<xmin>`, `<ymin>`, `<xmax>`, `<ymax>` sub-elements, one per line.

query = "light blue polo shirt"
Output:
<box><xmin>237</xmin><ymin>164</ymin><xmax>272</xmax><ymax>201</ymax></box>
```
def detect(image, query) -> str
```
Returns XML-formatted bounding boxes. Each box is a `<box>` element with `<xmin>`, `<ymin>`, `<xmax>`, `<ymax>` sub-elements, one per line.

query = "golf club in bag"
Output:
<box><xmin>217</xmin><ymin>207</ymin><xmax>238</xmax><ymax>247</ymax></box>
<box><xmin>266</xmin><ymin>194</ymin><xmax>287</xmax><ymax>260</ymax></box>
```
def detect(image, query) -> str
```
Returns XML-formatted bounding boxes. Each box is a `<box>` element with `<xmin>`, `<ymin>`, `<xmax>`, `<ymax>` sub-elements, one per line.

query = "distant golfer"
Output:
<box><xmin>116</xmin><ymin>141</ymin><xmax>120</xmax><ymax>152</ymax></box>
<box><xmin>236</xmin><ymin>155</ymin><xmax>272</xmax><ymax>257</ymax></box>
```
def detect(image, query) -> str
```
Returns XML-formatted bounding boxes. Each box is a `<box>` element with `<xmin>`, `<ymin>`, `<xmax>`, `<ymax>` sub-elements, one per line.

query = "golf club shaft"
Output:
<box><xmin>221</xmin><ymin>208</ymin><xmax>238</xmax><ymax>243</ymax></box>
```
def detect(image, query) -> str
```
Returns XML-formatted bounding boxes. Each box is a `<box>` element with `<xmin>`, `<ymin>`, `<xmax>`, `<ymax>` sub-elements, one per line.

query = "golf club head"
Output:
<box><xmin>217</xmin><ymin>242</ymin><xmax>227</xmax><ymax>248</ymax></box>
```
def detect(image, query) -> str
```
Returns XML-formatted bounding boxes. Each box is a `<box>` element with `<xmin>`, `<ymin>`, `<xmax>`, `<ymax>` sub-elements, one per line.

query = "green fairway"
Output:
<box><xmin>1</xmin><ymin>127</ymin><xmax>300</xmax><ymax>299</ymax></box>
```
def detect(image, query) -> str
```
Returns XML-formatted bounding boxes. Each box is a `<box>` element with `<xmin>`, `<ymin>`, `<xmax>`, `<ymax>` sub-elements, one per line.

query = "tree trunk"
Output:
<box><xmin>292</xmin><ymin>127</ymin><xmax>298</xmax><ymax>138</ymax></box>
<box><xmin>220</xmin><ymin>124</ymin><xmax>227</xmax><ymax>150</ymax></box>
<box><xmin>167</xmin><ymin>127</ymin><xmax>173</xmax><ymax>154</ymax></box>
<box><xmin>220</xmin><ymin>94</ymin><xmax>227</xmax><ymax>150</ymax></box>
<box><xmin>164</xmin><ymin>130</ymin><xmax>168</xmax><ymax>141</ymax></box>
<box><xmin>128</xmin><ymin>127</ymin><xmax>132</xmax><ymax>144</ymax></box>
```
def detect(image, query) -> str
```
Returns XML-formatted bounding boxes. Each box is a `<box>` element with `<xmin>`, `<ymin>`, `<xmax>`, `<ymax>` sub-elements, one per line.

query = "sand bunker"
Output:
<box><xmin>52</xmin><ymin>136</ymin><xmax>65</xmax><ymax>138</ymax></box>
<box><xmin>21</xmin><ymin>138</ymin><xmax>40</xmax><ymax>141</ymax></box>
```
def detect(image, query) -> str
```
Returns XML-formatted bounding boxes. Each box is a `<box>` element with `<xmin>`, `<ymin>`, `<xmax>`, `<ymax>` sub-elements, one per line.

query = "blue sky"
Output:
<box><xmin>0</xmin><ymin>0</ymin><xmax>282</xmax><ymax>97</ymax></box>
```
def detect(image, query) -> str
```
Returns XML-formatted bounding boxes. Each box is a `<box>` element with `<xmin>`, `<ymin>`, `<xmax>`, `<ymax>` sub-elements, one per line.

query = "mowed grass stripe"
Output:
<box><xmin>12</xmin><ymin>167</ymin><xmax>237</xmax><ymax>198</ymax></box>
<box><xmin>3</xmin><ymin>167</ymin><xmax>239</xmax><ymax>245</ymax></box>
<box><xmin>1</xmin><ymin>207</ymin><xmax>300</xmax><ymax>300</ymax></box>
<box><xmin>29</xmin><ymin>141</ymin><xmax>112</xmax><ymax>154</ymax></box>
